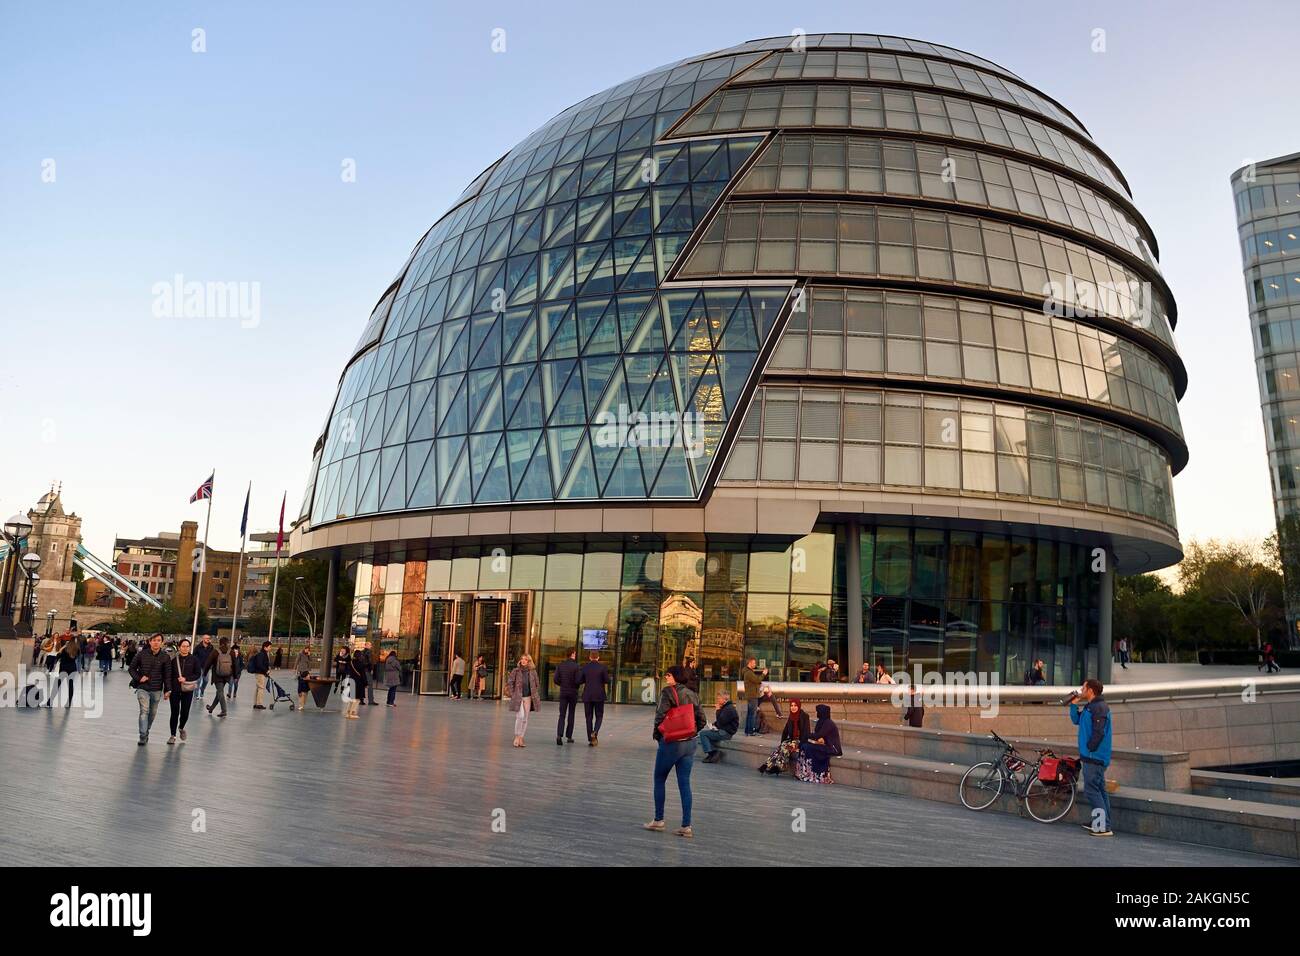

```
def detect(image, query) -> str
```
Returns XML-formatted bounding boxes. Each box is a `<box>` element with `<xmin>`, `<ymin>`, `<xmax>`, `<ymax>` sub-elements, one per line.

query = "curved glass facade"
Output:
<box><xmin>346</xmin><ymin>526</ymin><xmax>1102</xmax><ymax>698</ymax></box>
<box><xmin>770</xmin><ymin>286</ymin><xmax>1183</xmax><ymax>445</ymax></box>
<box><xmin>297</xmin><ymin>34</ymin><xmax>1184</xmax><ymax>699</ymax></box>
<box><xmin>735</xmin><ymin>133</ymin><xmax>1157</xmax><ymax>267</ymax></box>
<box><xmin>673</xmin><ymin>83</ymin><xmax>1128</xmax><ymax>197</ymax></box>
<box><xmin>719</xmin><ymin>385</ymin><xmax>1176</xmax><ymax>528</ymax></box>
<box><xmin>679</xmin><ymin>200</ymin><xmax>1174</xmax><ymax>347</ymax></box>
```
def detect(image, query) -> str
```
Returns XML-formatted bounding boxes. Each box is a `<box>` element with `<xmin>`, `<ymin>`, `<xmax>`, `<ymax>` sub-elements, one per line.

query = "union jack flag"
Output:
<box><xmin>189</xmin><ymin>472</ymin><xmax>214</xmax><ymax>503</ymax></box>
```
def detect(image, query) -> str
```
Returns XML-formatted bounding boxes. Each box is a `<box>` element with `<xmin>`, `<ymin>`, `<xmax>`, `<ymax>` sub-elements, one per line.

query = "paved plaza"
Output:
<box><xmin>0</xmin><ymin>667</ymin><xmax>1292</xmax><ymax>867</ymax></box>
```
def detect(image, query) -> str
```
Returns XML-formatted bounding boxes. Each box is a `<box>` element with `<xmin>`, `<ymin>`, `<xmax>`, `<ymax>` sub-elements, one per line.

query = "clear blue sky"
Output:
<box><xmin>2</xmin><ymin>0</ymin><xmax>1293</xmax><ymax>560</ymax></box>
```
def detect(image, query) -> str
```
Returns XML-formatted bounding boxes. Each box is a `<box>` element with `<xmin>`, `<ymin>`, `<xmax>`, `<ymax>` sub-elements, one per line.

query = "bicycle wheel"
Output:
<box><xmin>959</xmin><ymin>761</ymin><xmax>1004</xmax><ymax>810</ymax></box>
<box><xmin>1024</xmin><ymin>776</ymin><xmax>1076</xmax><ymax>823</ymax></box>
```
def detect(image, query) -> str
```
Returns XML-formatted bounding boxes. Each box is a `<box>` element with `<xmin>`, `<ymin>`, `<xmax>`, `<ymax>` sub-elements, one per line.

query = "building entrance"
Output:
<box><xmin>417</xmin><ymin>591</ymin><xmax>534</xmax><ymax>698</ymax></box>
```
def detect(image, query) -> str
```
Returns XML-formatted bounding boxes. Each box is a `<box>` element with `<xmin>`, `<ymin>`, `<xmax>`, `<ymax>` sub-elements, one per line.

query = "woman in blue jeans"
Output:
<box><xmin>644</xmin><ymin>666</ymin><xmax>705</xmax><ymax>839</ymax></box>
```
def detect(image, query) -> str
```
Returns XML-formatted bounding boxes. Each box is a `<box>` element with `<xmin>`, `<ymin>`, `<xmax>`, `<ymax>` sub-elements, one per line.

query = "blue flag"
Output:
<box><xmin>239</xmin><ymin>483</ymin><xmax>250</xmax><ymax>539</ymax></box>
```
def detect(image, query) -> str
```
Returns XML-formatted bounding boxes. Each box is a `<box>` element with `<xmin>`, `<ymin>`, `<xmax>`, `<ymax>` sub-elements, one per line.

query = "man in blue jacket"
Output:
<box><xmin>1068</xmin><ymin>678</ymin><xmax>1113</xmax><ymax>837</ymax></box>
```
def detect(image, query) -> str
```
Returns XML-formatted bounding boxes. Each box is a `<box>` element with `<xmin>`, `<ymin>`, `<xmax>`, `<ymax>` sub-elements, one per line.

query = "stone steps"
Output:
<box><xmin>717</xmin><ymin>734</ymin><xmax>1300</xmax><ymax>859</ymax></box>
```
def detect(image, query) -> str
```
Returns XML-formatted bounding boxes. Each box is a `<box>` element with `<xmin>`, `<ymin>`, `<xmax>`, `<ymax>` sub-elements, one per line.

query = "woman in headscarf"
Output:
<box><xmin>796</xmin><ymin>704</ymin><xmax>843</xmax><ymax>784</ymax></box>
<box><xmin>758</xmin><ymin>698</ymin><xmax>810</xmax><ymax>774</ymax></box>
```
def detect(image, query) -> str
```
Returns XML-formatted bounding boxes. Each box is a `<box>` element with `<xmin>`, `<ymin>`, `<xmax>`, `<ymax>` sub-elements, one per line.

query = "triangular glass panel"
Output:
<box><xmin>379</xmin><ymin>447</ymin><xmax>407</xmax><ymax>512</ymax></box>
<box><xmin>436</xmin><ymin>374</ymin><xmax>467</xmax><ymax>435</ymax></box>
<box><xmin>468</xmin><ymin>312</ymin><xmax>502</xmax><ymax>369</ymax></box>
<box><xmin>405</xmin><ymin>440</ymin><xmax>437</xmax><ymax>509</ymax></box>
<box><xmin>546</xmin><ymin>426</ymin><xmax>585</xmax><ymax>490</ymax></box>
<box><xmin>475</xmin><ymin>436</ymin><xmax>511</xmax><ymax>503</ymax></box>
<box><xmin>436</xmin><ymin>435</ymin><xmax>467</xmax><ymax>501</ymax></box>
<box><xmin>441</xmin><ymin>446</ymin><xmax>472</xmax><ymax>506</ymax></box>
<box><xmin>406</xmin><ymin>380</ymin><xmax>436</xmax><ymax>442</ymax></box>
<box><xmin>506</xmin><ymin>429</ymin><xmax>542</xmax><ymax>495</ymax></box>
<box><xmin>558</xmin><ymin>434</ymin><xmax>599</xmax><ymax>499</ymax></box>
<box><xmin>438</xmin><ymin>318</ymin><xmax>469</xmax><ymax>374</ymax></box>
<box><xmin>603</xmin><ymin>445</ymin><xmax>646</xmax><ymax>498</ymax></box>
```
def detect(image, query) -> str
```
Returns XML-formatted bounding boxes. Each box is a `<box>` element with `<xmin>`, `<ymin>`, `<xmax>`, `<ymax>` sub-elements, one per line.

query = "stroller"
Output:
<box><xmin>266</xmin><ymin>675</ymin><xmax>295</xmax><ymax>711</ymax></box>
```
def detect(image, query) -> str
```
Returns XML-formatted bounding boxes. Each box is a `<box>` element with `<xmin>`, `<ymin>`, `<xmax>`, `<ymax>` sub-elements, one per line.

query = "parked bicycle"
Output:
<box><xmin>958</xmin><ymin>731</ymin><xmax>1078</xmax><ymax>823</ymax></box>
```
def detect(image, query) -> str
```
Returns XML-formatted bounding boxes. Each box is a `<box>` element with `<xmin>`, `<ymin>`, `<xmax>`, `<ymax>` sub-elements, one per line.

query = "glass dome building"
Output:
<box><xmin>292</xmin><ymin>34</ymin><xmax>1186</xmax><ymax>701</ymax></box>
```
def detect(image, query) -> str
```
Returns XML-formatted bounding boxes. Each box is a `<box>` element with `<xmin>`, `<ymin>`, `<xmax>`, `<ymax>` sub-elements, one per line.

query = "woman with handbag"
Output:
<box><xmin>507</xmin><ymin>655</ymin><xmax>541</xmax><ymax>747</ymax></box>
<box><xmin>758</xmin><ymin>698</ymin><xmax>810</xmax><ymax>774</ymax></box>
<box><xmin>644</xmin><ymin>665</ymin><xmax>705</xmax><ymax>838</ymax></box>
<box><xmin>472</xmin><ymin>655</ymin><xmax>488</xmax><ymax>699</ymax></box>
<box><xmin>167</xmin><ymin>638</ymin><xmax>199</xmax><ymax>744</ymax></box>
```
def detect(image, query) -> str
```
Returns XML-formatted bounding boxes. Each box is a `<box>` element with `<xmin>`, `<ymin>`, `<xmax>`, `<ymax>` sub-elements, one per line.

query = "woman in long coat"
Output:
<box><xmin>382</xmin><ymin>650</ymin><xmax>402</xmax><ymax>707</ymax></box>
<box><xmin>506</xmin><ymin>654</ymin><xmax>542</xmax><ymax>748</ymax></box>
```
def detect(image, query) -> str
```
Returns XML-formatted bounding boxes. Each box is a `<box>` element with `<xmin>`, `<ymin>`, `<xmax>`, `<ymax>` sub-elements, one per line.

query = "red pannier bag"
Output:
<box><xmin>1039</xmin><ymin>755</ymin><xmax>1080</xmax><ymax>786</ymax></box>
<box><xmin>658</xmin><ymin>686</ymin><xmax>697</xmax><ymax>742</ymax></box>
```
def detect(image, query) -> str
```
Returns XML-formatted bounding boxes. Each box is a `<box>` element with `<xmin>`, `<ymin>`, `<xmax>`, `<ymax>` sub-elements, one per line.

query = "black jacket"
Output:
<box><xmin>781</xmin><ymin>710</ymin><xmax>811</xmax><ymax>743</ymax></box>
<box><xmin>553</xmin><ymin>658</ymin><xmax>582</xmax><ymax>698</ymax></box>
<box><xmin>129</xmin><ymin>646</ymin><xmax>172</xmax><ymax>691</ymax></box>
<box><xmin>715</xmin><ymin>700</ymin><xmax>740</xmax><ymax>737</ymax></box>
<box><xmin>246</xmin><ymin>650</ymin><xmax>271</xmax><ymax>675</ymax></box>
<box><xmin>168</xmin><ymin>654</ymin><xmax>202</xmax><ymax>694</ymax></box>
<box><xmin>578</xmin><ymin>660</ymin><xmax>611</xmax><ymax>703</ymax></box>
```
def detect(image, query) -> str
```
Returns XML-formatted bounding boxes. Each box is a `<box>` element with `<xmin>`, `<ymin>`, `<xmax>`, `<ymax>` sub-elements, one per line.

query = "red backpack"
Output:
<box><xmin>658</xmin><ymin>686</ymin><xmax>696</xmax><ymax>742</ymax></box>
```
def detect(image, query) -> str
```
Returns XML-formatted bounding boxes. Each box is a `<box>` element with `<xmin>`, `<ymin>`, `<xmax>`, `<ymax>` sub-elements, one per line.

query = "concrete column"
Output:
<box><xmin>845</xmin><ymin>520</ymin><xmax>864</xmax><ymax>677</ymax></box>
<box><xmin>321</xmin><ymin>549</ymin><xmax>339</xmax><ymax>677</ymax></box>
<box><xmin>1096</xmin><ymin>549</ymin><xmax>1114</xmax><ymax>685</ymax></box>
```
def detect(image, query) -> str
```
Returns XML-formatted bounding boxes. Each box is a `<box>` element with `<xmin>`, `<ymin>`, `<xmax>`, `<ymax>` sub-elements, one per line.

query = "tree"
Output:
<box><xmin>1178</xmin><ymin>539</ymin><xmax>1282</xmax><ymax>650</ymax></box>
<box><xmin>243</xmin><ymin>557</ymin><xmax>352</xmax><ymax>639</ymax></box>
<box><xmin>118</xmin><ymin>601</ymin><xmax>210</xmax><ymax>636</ymax></box>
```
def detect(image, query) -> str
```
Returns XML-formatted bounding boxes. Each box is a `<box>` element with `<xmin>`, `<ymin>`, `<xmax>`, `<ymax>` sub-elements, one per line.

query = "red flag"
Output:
<box><xmin>276</xmin><ymin>492</ymin><xmax>286</xmax><ymax>550</ymax></box>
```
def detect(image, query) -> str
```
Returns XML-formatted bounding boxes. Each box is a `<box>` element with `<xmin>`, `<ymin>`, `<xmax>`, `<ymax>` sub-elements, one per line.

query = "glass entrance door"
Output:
<box><xmin>418</xmin><ymin>598</ymin><xmax>454</xmax><ymax>694</ymax></box>
<box><xmin>468</xmin><ymin>598</ymin><xmax>506</xmax><ymax>699</ymax></box>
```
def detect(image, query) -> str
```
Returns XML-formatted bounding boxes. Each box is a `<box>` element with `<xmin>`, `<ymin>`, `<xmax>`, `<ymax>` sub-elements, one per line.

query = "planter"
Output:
<box><xmin>305</xmin><ymin>676</ymin><xmax>337</xmax><ymax>710</ymax></box>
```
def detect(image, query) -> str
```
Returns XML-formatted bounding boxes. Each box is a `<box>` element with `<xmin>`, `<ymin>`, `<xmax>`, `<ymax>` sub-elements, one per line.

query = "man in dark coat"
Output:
<box><xmin>577</xmin><ymin>650</ymin><xmax>612</xmax><ymax>746</ymax></box>
<box><xmin>247</xmin><ymin>641</ymin><xmax>272</xmax><ymax>710</ymax></box>
<box><xmin>553</xmin><ymin>649</ymin><xmax>581</xmax><ymax>745</ymax></box>
<box><xmin>699</xmin><ymin>693</ymin><xmax>739</xmax><ymax>763</ymax></box>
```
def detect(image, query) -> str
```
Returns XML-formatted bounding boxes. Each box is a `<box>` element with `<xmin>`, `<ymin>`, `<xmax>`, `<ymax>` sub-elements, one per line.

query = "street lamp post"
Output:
<box><xmin>18</xmin><ymin>551</ymin><xmax>42</xmax><ymax>636</ymax></box>
<box><xmin>0</xmin><ymin>512</ymin><xmax>34</xmax><ymax>639</ymax></box>
<box><xmin>287</xmin><ymin>576</ymin><xmax>305</xmax><ymax>648</ymax></box>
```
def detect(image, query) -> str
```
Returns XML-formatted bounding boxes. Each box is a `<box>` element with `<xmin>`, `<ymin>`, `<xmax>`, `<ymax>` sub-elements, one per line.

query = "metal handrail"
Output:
<box><xmin>735</xmin><ymin>674</ymin><xmax>1300</xmax><ymax>704</ymax></box>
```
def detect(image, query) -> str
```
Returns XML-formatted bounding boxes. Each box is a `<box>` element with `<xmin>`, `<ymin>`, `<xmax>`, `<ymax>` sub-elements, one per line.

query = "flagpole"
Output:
<box><xmin>228</xmin><ymin>482</ymin><xmax>250</xmax><ymax>644</ymax></box>
<box><xmin>191</xmin><ymin>469</ymin><xmax>214</xmax><ymax>643</ymax></box>
<box><xmin>267</xmin><ymin>491</ymin><xmax>285</xmax><ymax>642</ymax></box>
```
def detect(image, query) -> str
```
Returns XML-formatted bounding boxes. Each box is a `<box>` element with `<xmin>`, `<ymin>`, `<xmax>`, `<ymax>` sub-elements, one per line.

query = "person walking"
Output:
<box><xmin>449</xmin><ymin>652</ymin><xmax>466</xmax><ymax>700</ymax></box>
<box><xmin>122</xmin><ymin>639</ymin><xmax>138</xmax><ymax>671</ymax></box>
<box><xmin>1068</xmin><ymin>678</ymin><xmax>1114</xmax><ymax>837</ymax></box>
<box><xmin>698</xmin><ymin>692</ymin><xmax>739</xmax><ymax>763</ymax></box>
<box><xmin>382</xmin><ymin>649</ymin><xmax>402</xmax><ymax>706</ymax></box>
<box><xmin>740</xmin><ymin>657</ymin><xmax>769</xmax><ymax>736</ymax></box>
<box><xmin>56</xmin><ymin>636</ymin><xmax>79</xmax><ymax>707</ymax></box>
<box><xmin>78</xmin><ymin>632</ymin><xmax>92</xmax><ymax>673</ymax></box>
<box><xmin>167</xmin><ymin>638</ymin><xmax>201</xmax><ymax>744</ymax></box>
<box><xmin>360</xmin><ymin>641</ymin><xmax>378</xmax><ymax>705</ymax></box>
<box><xmin>644</xmin><ymin>665</ymin><xmax>705</xmax><ymax>838</ymax></box>
<box><xmin>228</xmin><ymin>644</ymin><xmax>244</xmax><ymax>699</ymax></box>
<box><xmin>345</xmin><ymin>644</ymin><xmax>369</xmax><ymax>719</ymax></box>
<box><xmin>247</xmin><ymin>641</ymin><xmax>273</xmax><ymax>710</ymax></box>
<box><xmin>129</xmin><ymin>634</ymin><xmax>172</xmax><ymax>745</ymax></box>
<box><xmin>193</xmin><ymin>634</ymin><xmax>215</xmax><ymax>702</ymax></box>
<box><xmin>30</xmin><ymin>631</ymin><xmax>43</xmax><ymax>666</ymax></box>
<box><xmin>472</xmin><ymin>655</ymin><xmax>488</xmax><ymax>699</ymax></box>
<box><xmin>507</xmin><ymin>655</ymin><xmax>541</xmax><ymax>747</ymax></box>
<box><xmin>295</xmin><ymin>644</ymin><xmax>313</xmax><ymax>711</ymax></box>
<box><xmin>553</xmin><ymin>649</ymin><xmax>581</xmax><ymax>745</ymax></box>
<box><xmin>1262</xmin><ymin>642</ymin><xmax>1280</xmax><ymax>674</ymax></box>
<box><xmin>578</xmin><ymin>650</ymin><xmax>612</xmax><ymax>746</ymax></box>
<box><xmin>333</xmin><ymin>644</ymin><xmax>351</xmax><ymax>693</ymax></box>
<box><xmin>273</xmin><ymin>645</ymin><xmax>284</xmax><ymax>670</ymax></box>
<box><xmin>204</xmin><ymin>637</ymin><xmax>234</xmax><ymax>717</ymax></box>
<box><xmin>95</xmin><ymin>634</ymin><xmax>113</xmax><ymax>676</ymax></box>
<box><xmin>1117</xmin><ymin>637</ymin><xmax>1130</xmax><ymax>670</ymax></box>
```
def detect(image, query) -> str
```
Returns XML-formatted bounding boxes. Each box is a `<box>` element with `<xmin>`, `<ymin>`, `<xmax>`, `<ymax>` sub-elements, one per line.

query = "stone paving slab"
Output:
<box><xmin>0</xmin><ymin>675</ymin><xmax>1290</xmax><ymax>867</ymax></box>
